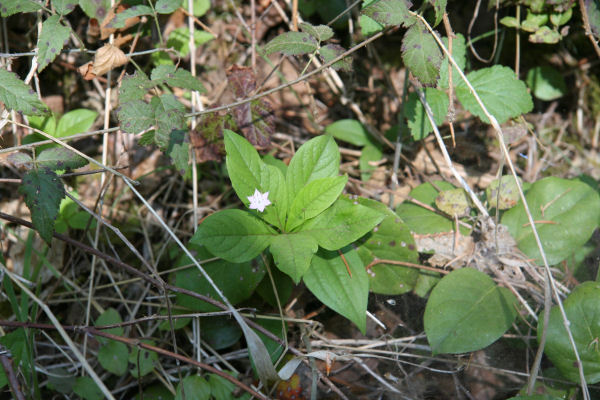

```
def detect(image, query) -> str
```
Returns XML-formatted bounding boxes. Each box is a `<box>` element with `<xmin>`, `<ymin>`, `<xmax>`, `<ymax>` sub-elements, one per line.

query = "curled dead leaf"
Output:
<box><xmin>91</xmin><ymin>43</ymin><xmax>128</xmax><ymax>76</ymax></box>
<box><xmin>78</xmin><ymin>61</ymin><xmax>96</xmax><ymax>80</ymax></box>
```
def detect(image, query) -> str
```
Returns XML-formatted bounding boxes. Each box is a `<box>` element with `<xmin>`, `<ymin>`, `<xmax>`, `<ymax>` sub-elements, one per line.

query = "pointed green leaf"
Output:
<box><xmin>361</xmin><ymin>0</ymin><xmax>414</xmax><ymax>27</ymax></box>
<box><xmin>151</xmin><ymin>94</ymin><xmax>185</xmax><ymax>150</ymax></box>
<box><xmin>502</xmin><ymin>177</ymin><xmax>600</xmax><ymax>265</ymax></box>
<box><xmin>0</xmin><ymin>0</ymin><xmax>42</xmax><ymax>16</ymax></box>
<box><xmin>324</xmin><ymin>119</ymin><xmax>373</xmax><ymax>147</ymax></box>
<box><xmin>287</xmin><ymin>175</ymin><xmax>347</xmax><ymax>231</ymax></box>
<box><xmin>539</xmin><ymin>281</ymin><xmax>600</xmax><ymax>384</ymax></box>
<box><xmin>194</xmin><ymin>209</ymin><xmax>275</xmax><ymax>262</ymax></box>
<box><xmin>301</xmin><ymin>196</ymin><xmax>385</xmax><ymax>250</ymax></box>
<box><xmin>98</xmin><ymin>341</ymin><xmax>128</xmax><ymax>376</ymax></box>
<box><xmin>401</xmin><ymin>21</ymin><xmax>442</xmax><ymax>86</ymax></box>
<box><xmin>175</xmin><ymin>375</ymin><xmax>210</xmax><ymax>400</ymax></box>
<box><xmin>37</xmin><ymin>15</ymin><xmax>71</xmax><ymax>72</ymax></box>
<box><xmin>19</xmin><ymin>168</ymin><xmax>65</xmax><ymax>243</ymax></box>
<box><xmin>299</xmin><ymin>22</ymin><xmax>334</xmax><ymax>42</ymax></box>
<box><xmin>156</xmin><ymin>0</ymin><xmax>182</xmax><ymax>14</ymax></box>
<box><xmin>117</xmin><ymin>100</ymin><xmax>154</xmax><ymax>133</ymax></box>
<box><xmin>359</xmin><ymin>144</ymin><xmax>382</xmax><ymax>181</ymax></box>
<box><xmin>318</xmin><ymin>43</ymin><xmax>352</xmax><ymax>71</ymax></box>
<box><xmin>429</xmin><ymin>0</ymin><xmax>446</xmax><ymax>26</ymax></box>
<box><xmin>424</xmin><ymin>268</ymin><xmax>518</xmax><ymax>354</ymax></box>
<box><xmin>0</xmin><ymin>68</ymin><xmax>48</xmax><ymax>115</ymax></box>
<box><xmin>37</xmin><ymin>147</ymin><xmax>87</xmax><ymax>170</ymax></box>
<box><xmin>78</xmin><ymin>0</ymin><xmax>111</xmax><ymax>20</ymax></box>
<box><xmin>303</xmin><ymin>247</ymin><xmax>369</xmax><ymax>333</ymax></box>
<box><xmin>53</xmin><ymin>0</ymin><xmax>77</xmax><ymax>15</ymax></box>
<box><xmin>259</xmin><ymin>164</ymin><xmax>287</xmax><ymax>229</ymax></box>
<box><xmin>264</xmin><ymin>31</ymin><xmax>318</xmax><ymax>55</ymax></box>
<box><xmin>406</xmin><ymin>88</ymin><xmax>449</xmax><ymax>140</ymax></box>
<box><xmin>286</xmin><ymin>135</ymin><xmax>339</xmax><ymax>204</ymax></box>
<box><xmin>151</xmin><ymin>65</ymin><xmax>206</xmax><ymax>93</ymax></box>
<box><xmin>119</xmin><ymin>72</ymin><xmax>155</xmax><ymax>103</ymax></box>
<box><xmin>56</xmin><ymin>109</ymin><xmax>98</xmax><ymax>137</ymax></box>
<box><xmin>356</xmin><ymin>214</ymin><xmax>419</xmax><ymax>294</ymax></box>
<box><xmin>105</xmin><ymin>5</ymin><xmax>153</xmax><ymax>29</ymax></box>
<box><xmin>270</xmin><ymin>232</ymin><xmax>318</xmax><ymax>283</ymax></box>
<box><xmin>456</xmin><ymin>65</ymin><xmax>533</xmax><ymax>124</ymax></box>
<box><xmin>437</xmin><ymin>33</ymin><xmax>466</xmax><ymax>89</ymax></box>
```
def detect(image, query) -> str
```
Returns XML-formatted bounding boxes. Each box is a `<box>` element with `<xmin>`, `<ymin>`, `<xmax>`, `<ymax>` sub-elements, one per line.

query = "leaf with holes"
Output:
<box><xmin>0</xmin><ymin>68</ymin><xmax>48</xmax><ymax>115</ymax></box>
<box><xmin>299</xmin><ymin>22</ymin><xmax>334</xmax><ymax>42</ymax></box>
<box><xmin>304</xmin><ymin>247</ymin><xmax>369</xmax><ymax>333</ymax></box>
<box><xmin>264</xmin><ymin>31</ymin><xmax>318</xmax><ymax>55</ymax></box>
<box><xmin>0</xmin><ymin>0</ymin><xmax>42</xmax><ymax>16</ymax></box>
<box><xmin>117</xmin><ymin>100</ymin><xmax>154</xmax><ymax>134</ymax></box>
<box><xmin>19</xmin><ymin>168</ymin><xmax>65</xmax><ymax>243</ymax></box>
<box><xmin>456</xmin><ymin>65</ymin><xmax>533</xmax><ymax>124</ymax></box>
<box><xmin>424</xmin><ymin>268</ymin><xmax>518</xmax><ymax>354</ymax></box>
<box><xmin>37</xmin><ymin>15</ymin><xmax>71</xmax><ymax>72</ymax></box>
<box><xmin>151</xmin><ymin>65</ymin><xmax>206</xmax><ymax>92</ymax></box>
<box><xmin>318</xmin><ymin>44</ymin><xmax>352</xmax><ymax>72</ymax></box>
<box><xmin>36</xmin><ymin>147</ymin><xmax>87</xmax><ymax>170</ymax></box>
<box><xmin>361</xmin><ymin>0</ymin><xmax>414</xmax><ymax>27</ymax></box>
<box><xmin>105</xmin><ymin>4</ymin><xmax>152</xmax><ymax>29</ymax></box>
<box><xmin>151</xmin><ymin>94</ymin><xmax>185</xmax><ymax>150</ymax></box>
<box><xmin>119</xmin><ymin>72</ymin><xmax>155</xmax><ymax>102</ymax></box>
<box><xmin>155</xmin><ymin>0</ymin><xmax>182</xmax><ymax>14</ymax></box>
<box><xmin>401</xmin><ymin>21</ymin><xmax>442</xmax><ymax>86</ymax></box>
<box><xmin>405</xmin><ymin>88</ymin><xmax>448</xmax><ymax>140</ymax></box>
<box><xmin>270</xmin><ymin>232</ymin><xmax>319</xmax><ymax>283</ymax></box>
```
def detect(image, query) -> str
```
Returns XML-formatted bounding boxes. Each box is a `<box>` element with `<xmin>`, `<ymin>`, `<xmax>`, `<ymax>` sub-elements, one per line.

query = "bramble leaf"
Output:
<box><xmin>52</xmin><ymin>0</ymin><xmax>77</xmax><ymax>15</ymax></box>
<box><xmin>0</xmin><ymin>68</ymin><xmax>48</xmax><ymax>115</ymax></box>
<box><xmin>151</xmin><ymin>65</ymin><xmax>206</xmax><ymax>93</ymax></box>
<box><xmin>299</xmin><ymin>22</ymin><xmax>334</xmax><ymax>42</ymax></box>
<box><xmin>0</xmin><ymin>0</ymin><xmax>42</xmax><ymax>16</ymax></box>
<box><xmin>19</xmin><ymin>168</ymin><xmax>65</xmax><ymax>243</ymax></box>
<box><xmin>319</xmin><ymin>44</ymin><xmax>352</xmax><ymax>71</ymax></box>
<box><xmin>166</xmin><ymin>130</ymin><xmax>189</xmax><ymax>175</ymax></box>
<box><xmin>401</xmin><ymin>21</ymin><xmax>442</xmax><ymax>86</ymax></box>
<box><xmin>7</xmin><ymin>152</ymin><xmax>33</xmax><ymax>169</ymax></box>
<box><xmin>264</xmin><ymin>31</ymin><xmax>318</xmax><ymax>55</ymax></box>
<box><xmin>37</xmin><ymin>147</ymin><xmax>87</xmax><ymax>170</ymax></box>
<box><xmin>455</xmin><ymin>65</ymin><xmax>533</xmax><ymax>124</ymax></box>
<box><xmin>37</xmin><ymin>15</ymin><xmax>71</xmax><ymax>72</ymax></box>
<box><xmin>438</xmin><ymin>33</ymin><xmax>466</xmax><ymax>88</ymax></box>
<box><xmin>429</xmin><ymin>0</ymin><xmax>446</xmax><ymax>26</ymax></box>
<box><xmin>155</xmin><ymin>0</ymin><xmax>182</xmax><ymax>14</ymax></box>
<box><xmin>117</xmin><ymin>100</ymin><xmax>154</xmax><ymax>134</ymax></box>
<box><xmin>78</xmin><ymin>0</ymin><xmax>111</xmax><ymax>20</ymax></box>
<box><xmin>105</xmin><ymin>5</ymin><xmax>152</xmax><ymax>29</ymax></box>
<box><xmin>119</xmin><ymin>72</ymin><xmax>155</xmax><ymax>103</ymax></box>
<box><xmin>151</xmin><ymin>94</ymin><xmax>185</xmax><ymax>150</ymax></box>
<box><xmin>361</xmin><ymin>0</ymin><xmax>414</xmax><ymax>27</ymax></box>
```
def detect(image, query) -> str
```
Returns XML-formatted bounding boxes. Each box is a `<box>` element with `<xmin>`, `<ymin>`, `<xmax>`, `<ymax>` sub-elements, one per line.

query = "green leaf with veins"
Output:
<box><xmin>105</xmin><ymin>5</ymin><xmax>152</xmax><ymax>29</ymax></box>
<box><xmin>119</xmin><ymin>72</ymin><xmax>155</xmax><ymax>103</ymax></box>
<box><xmin>52</xmin><ymin>0</ymin><xmax>77</xmax><ymax>15</ymax></box>
<box><xmin>151</xmin><ymin>65</ymin><xmax>206</xmax><ymax>93</ymax></box>
<box><xmin>270</xmin><ymin>232</ymin><xmax>319</xmax><ymax>283</ymax></box>
<box><xmin>401</xmin><ymin>21</ymin><xmax>442</xmax><ymax>86</ymax></box>
<box><xmin>36</xmin><ymin>147</ymin><xmax>87</xmax><ymax>170</ymax></box>
<box><xmin>361</xmin><ymin>0</ymin><xmax>415</xmax><ymax>27</ymax></box>
<box><xmin>264</xmin><ymin>31</ymin><xmax>318</xmax><ymax>55</ymax></box>
<box><xmin>319</xmin><ymin>44</ymin><xmax>352</xmax><ymax>72</ymax></box>
<box><xmin>0</xmin><ymin>68</ymin><xmax>48</xmax><ymax>115</ymax></box>
<box><xmin>151</xmin><ymin>94</ymin><xmax>185</xmax><ymax>150</ymax></box>
<box><xmin>0</xmin><ymin>0</ymin><xmax>42</xmax><ymax>16</ymax></box>
<box><xmin>117</xmin><ymin>100</ymin><xmax>154</xmax><ymax>134</ymax></box>
<box><xmin>37</xmin><ymin>15</ymin><xmax>71</xmax><ymax>72</ymax></box>
<box><xmin>299</xmin><ymin>22</ymin><xmax>334</xmax><ymax>42</ymax></box>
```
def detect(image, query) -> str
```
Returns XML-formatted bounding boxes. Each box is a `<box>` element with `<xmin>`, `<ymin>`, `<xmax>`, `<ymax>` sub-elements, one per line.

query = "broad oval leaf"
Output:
<box><xmin>56</xmin><ymin>109</ymin><xmax>98</xmax><ymax>137</ymax></box>
<box><xmin>324</xmin><ymin>119</ymin><xmax>372</xmax><ymax>147</ymax></box>
<box><xmin>128</xmin><ymin>340</ymin><xmax>158</xmax><ymax>378</ymax></box>
<box><xmin>286</xmin><ymin>135</ymin><xmax>339</xmax><ymax>203</ymax></box>
<box><xmin>539</xmin><ymin>282</ymin><xmax>600</xmax><ymax>384</ymax></box>
<box><xmin>194</xmin><ymin>209</ymin><xmax>275</xmax><ymax>262</ymax></box>
<box><xmin>424</xmin><ymin>268</ymin><xmax>518</xmax><ymax>354</ymax></box>
<box><xmin>264</xmin><ymin>31</ymin><xmax>318</xmax><ymax>55</ymax></box>
<box><xmin>37</xmin><ymin>147</ymin><xmax>87</xmax><ymax>170</ymax></box>
<box><xmin>401</xmin><ymin>21</ymin><xmax>442</xmax><ymax>86</ymax></box>
<box><xmin>270</xmin><ymin>232</ymin><xmax>318</xmax><ymax>283</ymax></box>
<box><xmin>95</xmin><ymin>308</ymin><xmax>124</xmax><ymax>338</ymax></box>
<box><xmin>37</xmin><ymin>15</ymin><xmax>71</xmax><ymax>72</ymax></box>
<box><xmin>175</xmin><ymin>375</ymin><xmax>210</xmax><ymax>400</ymax></box>
<box><xmin>501</xmin><ymin>177</ymin><xmax>600</xmax><ymax>265</ymax></box>
<box><xmin>0</xmin><ymin>0</ymin><xmax>42</xmax><ymax>16</ymax></box>
<box><xmin>359</xmin><ymin>144</ymin><xmax>382</xmax><ymax>181</ymax></box>
<box><xmin>97</xmin><ymin>341</ymin><xmax>128</xmax><ymax>376</ymax></box>
<box><xmin>224</xmin><ymin>129</ymin><xmax>263</xmax><ymax>202</ymax></box>
<box><xmin>0</xmin><ymin>68</ymin><xmax>48</xmax><ymax>115</ymax></box>
<box><xmin>19</xmin><ymin>168</ymin><xmax>65</xmax><ymax>243</ymax></box>
<box><xmin>456</xmin><ymin>65</ymin><xmax>533</xmax><ymax>124</ymax></box>
<box><xmin>526</xmin><ymin>66</ymin><xmax>567</xmax><ymax>101</ymax></box>
<box><xmin>303</xmin><ymin>247</ymin><xmax>369</xmax><ymax>333</ymax></box>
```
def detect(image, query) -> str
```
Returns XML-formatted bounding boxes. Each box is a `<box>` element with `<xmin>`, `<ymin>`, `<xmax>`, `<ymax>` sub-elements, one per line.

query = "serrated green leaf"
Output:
<box><xmin>53</xmin><ymin>0</ymin><xmax>77</xmax><ymax>15</ymax></box>
<box><xmin>119</xmin><ymin>72</ymin><xmax>155</xmax><ymax>102</ymax></box>
<box><xmin>38</xmin><ymin>15</ymin><xmax>71</xmax><ymax>72</ymax></box>
<box><xmin>0</xmin><ymin>0</ymin><xmax>42</xmax><ymax>16</ymax></box>
<box><xmin>270</xmin><ymin>232</ymin><xmax>318</xmax><ymax>283</ymax></box>
<box><xmin>175</xmin><ymin>375</ymin><xmax>210</xmax><ymax>400</ymax></box>
<box><xmin>356</xmin><ymin>214</ymin><xmax>419</xmax><ymax>294</ymax></box>
<box><xmin>318</xmin><ymin>43</ymin><xmax>351</xmax><ymax>71</ymax></box>
<box><xmin>129</xmin><ymin>340</ymin><xmax>157</xmax><ymax>378</ymax></box>
<box><xmin>456</xmin><ymin>65</ymin><xmax>533</xmax><ymax>124</ymax></box>
<box><xmin>359</xmin><ymin>144</ymin><xmax>382</xmax><ymax>181</ymax></box>
<box><xmin>0</xmin><ymin>68</ymin><xmax>48</xmax><ymax>115</ymax></box>
<box><xmin>299</xmin><ymin>22</ymin><xmax>334</xmax><ymax>42</ymax></box>
<box><xmin>194</xmin><ymin>209</ymin><xmax>275</xmax><ymax>262</ymax></box>
<box><xmin>264</xmin><ymin>31</ymin><xmax>318</xmax><ymax>55</ymax></box>
<box><xmin>287</xmin><ymin>175</ymin><xmax>347</xmax><ymax>231</ymax></box>
<box><xmin>304</xmin><ymin>247</ymin><xmax>369</xmax><ymax>333</ymax></box>
<box><xmin>406</xmin><ymin>88</ymin><xmax>448</xmax><ymax>140</ymax></box>
<box><xmin>151</xmin><ymin>94</ymin><xmax>185</xmax><ymax>150</ymax></box>
<box><xmin>151</xmin><ymin>65</ymin><xmax>206</xmax><ymax>93</ymax></box>
<box><xmin>73</xmin><ymin>376</ymin><xmax>103</xmax><ymax>400</ymax></box>
<box><xmin>19</xmin><ymin>168</ymin><xmax>65</xmax><ymax>243</ymax></box>
<box><xmin>7</xmin><ymin>152</ymin><xmax>33</xmax><ymax>169</ymax></box>
<box><xmin>424</xmin><ymin>268</ymin><xmax>518</xmax><ymax>354</ymax></box>
<box><xmin>174</xmin><ymin>244</ymin><xmax>265</xmax><ymax>312</ymax></box>
<box><xmin>438</xmin><ymin>33</ymin><xmax>466</xmax><ymax>89</ymax></box>
<box><xmin>301</xmin><ymin>196</ymin><xmax>385</xmax><ymax>250</ymax></box>
<box><xmin>105</xmin><ymin>5</ymin><xmax>153</xmax><ymax>29</ymax></box>
<box><xmin>361</xmin><ymin>0</ymin><xmax>414</xmax><ymax>27</ymax></box>
<box><xmin>56</xmin><ymin>109</ymin><xmax>98</xmax><ymax>137</ymax></box>
<box><xmin>401</xmin><ymin>21</ymin><xmax>442</xmax><ymax>86</ymax></box>
<box><xmin>325</xmin><ymin>119</ymin><xmax>372</xmax><ymax>146</ymax></box>
<box><xmin>155</xmin><ymin>0</ymin><xmax>182</xmax><ymax>14</ymax></box>
<box><xmin>37</xmin><ymin>147</ymin><xmax>87</xmax><ymax>170</ymax></box>
<box><xmin>539</xmin><ymin>281</ymin><xmax>600</xmax><ymax>384</ymax></box>
<box><xmin>78</xmin><ymin>0</ymin><xmax>110</xmax><ymax>20</ymax></box>
<box><xmin>501</xmin><ymin>177</ymin><xmax>600</xmax><ymax>265</ymax></box>
<box><xmin>286</xmin><ymin>135</ymin><xmax>339</xmax><ymax>205</ymax></box>
<box><xmin>97</xmin><ymin>341</ymin><xmax>128</xmax><ymax>376</ymax></box>
<box><xmin>117</xmin><ymin>100</ymin><xmax>154</xmax><ymax>134</ymax></box>
<box><xmin>429</xmin><ymin>0</ymin><xmax>446</xmax><ymax>26</ymax></box>
<box><xmin>166</xmin><ymin>130</ymin><xmax>189</xmax><ymax>175</ymax></box>
<box><xmin>526</xmin><ymin>66</ymin><xmax>567</xmax><ymax>101</ymax></box>
<box><xmin>138</xmin><ymin>131</ymin><xmax>154</xmax><ymax>146</ymax></box>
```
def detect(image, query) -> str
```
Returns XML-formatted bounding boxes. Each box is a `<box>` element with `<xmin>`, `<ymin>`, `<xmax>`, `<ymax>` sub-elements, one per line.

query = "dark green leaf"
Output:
<box><xmin>270</xmin><ymin>232</ymin><xmax>318</xmax><ymax>283</ymax></box>
<box><xmin>151</xmin><ymin>94</ymin><xmax>185</xmax><ymax>150</ymax></box>
<box><xmin>73</xmin><ymin>376</ymin><xmax>103</xmax><ymax>400</ymax></box>
<box><xmin>0</xmin><ymin>68</ymin><xmax>48</xmax><ymax>115</ymax></box>
<box><xmin>194</xmin><ymin>209</ymin><xmax>274</xmax><ymax>262</ymax></box>
<box><xmin>540</xmin><ymin>281</ymin><xmax>600</xmax><ymax>383</ymax></box>
<box><xmin>406</xmin><ymin>88</ymin><xmax>448</xmax><ymax>140</ymax></box>
<box><xmin>37</xmin><ymin>15</ymin><xmax>71</xmax><ymax>72</ymax></box>
<box><xmin>526</xmin><ymin>66</ymin><xmax>567</xmax><ymax>101</ymax></box>
<box><xmin>129</xmin><ymin>340</ymin><xmax>158</xmax><ymax>378</ymax></box>
<box><xmin>361</xmin><ymin>0</ymin><xmax>414</xmax><ymax>27</ymax></box>
<box><xmin>53</xmin><ymin>0</ymin><xmax>77</xmax><ymax>15</ymax></box>
<box><xmin>36</xmin><ymin>147</ymin><xmax>87</xmax><ymax>170</ymax></box>
<box><xmin>424</xmin><ymin>268</ymin><xmax>518</xmax><ymax>354</ymax></box>
<box><xmin>175</xmin><ymin>375</ymin><xmax>210</xmax><ymax>400</ymax></box>
<box><xmin>117</xmin><ymin>100</ymin><xmax>154</xmax><ymax>134</ymax></box>
<box><xmin>209</xmin><ymin>373</ymin><xmax>238</xmax><ymax>400</ymax></box>
<box><xmin>95</xmin><ymin>308</ymin><xmax>124</xmax><ymax>338</ymax></box>
<box><xmin>455</xmin><ymin>65</ymin><xmax>533</xmax><ymax>124</ymax></box>
<box><xmin>0</xmin><ymin>0</ymin><xmax>42</xmax><ymax>16</ymax></box>
<box><xmin>264</xmin><ymin>31</ymin><xmax>318</xmax><ymax>55</ymax></box>
<box><xmin>151</xmin><ymin>65</ymin><xmax>206</xmax><ymax>93</ymax></box>
<box><xmin>19</xmin><ymin>168</ymin><xmax>65</xmax><ymax>243</ymax></box>
<box><xmin>105</xmin><ymin>5</ymin><xmax>153</xmax><ymax>29</ymax></box>
<box><xmin>119</xmin><ymin>72</ymin><xmax>155</xmax><ymax>103</ymax></box>
<box><xmin>429</xmin><ymin>0</ymin><xmax>446</xmax><ymax>26</ymax></box>
<box><xmin>319</xmin><ymin>44</ymin><xmax>352</xmax><ymax>71</ymax></box>
<box><xmin>256</xmin><ymin>265</ymin><xmax>294</xmax><ymax>307</ymax></box>
<box><xmin>304</xmin><ymin>247</ymin><xmax>369</xmax><ymax>333</ymax></box>
<box><xmin>166</xmin><ymin>130</ymin><xmax>189</xmax><ymax>175</ymax></box>
<box><xmin>299</xmin><ymin>22</ymin><xmax>334</xmax><ymax>42</ymax></box>
<box><xmin>401</xmin><ymin>21</ymin><xmax>442</xmax><ymax>86</ymax></box>
<box><xmin>98</xmin><ymin>341</ymin><xmax>128</xmax><ymax>376</ymax></box>
<box><xmin>502</xmin><ymin>177</ymin><xmax>600</xmax><ymax>265</ymax></box>
<box><xmin>156</xmin><ymin>0</ymin><xmax>182</xmax><ymax>14</ymax></box>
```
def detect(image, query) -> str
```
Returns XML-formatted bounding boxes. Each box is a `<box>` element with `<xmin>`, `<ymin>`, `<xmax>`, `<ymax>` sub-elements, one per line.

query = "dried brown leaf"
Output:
<box><xmin>91</xmin><ymin>43</ymin><xmax>128</xmax><ymax>76</ymax></box>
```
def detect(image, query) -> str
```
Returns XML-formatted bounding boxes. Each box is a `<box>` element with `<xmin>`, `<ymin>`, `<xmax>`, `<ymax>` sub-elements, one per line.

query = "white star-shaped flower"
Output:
<box><xmin>247</xmin><ymin>189</ymin><xmax>271</xmax><ymax>212</ymax></box>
